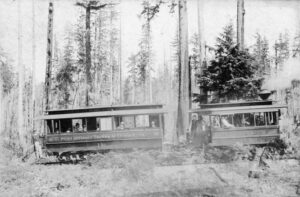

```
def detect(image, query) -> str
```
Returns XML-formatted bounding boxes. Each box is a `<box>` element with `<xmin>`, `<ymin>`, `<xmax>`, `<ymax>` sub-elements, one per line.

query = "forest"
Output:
<box><xmin>0</xmin><ymin>0</ymin><xmax>300</xmax><ymax>196</ymax></box>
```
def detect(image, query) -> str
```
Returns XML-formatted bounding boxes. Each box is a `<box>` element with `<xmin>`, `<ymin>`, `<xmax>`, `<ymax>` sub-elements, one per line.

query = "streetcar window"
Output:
<box><xmin>233</xmin><ymin>114</ymin><xmax>243</xmax><ymax>127</ymax></box>
<box><xmin>60</xmin><ymin>119</ymin><xmax>72</xmax><ymax>133</ymax></box>
<box><xmin>135</xmin><ymin>115</ymin><xmax>149</xmax><ymax>128</ymax></box>
<box><xmin>96</xmin><ymin>117</ymin><xmax>112</xmax><ymax>131</ymax></box>
<box><xmin>47</xmin><ymin>120</ymin><xmax>53</xmax><ymax>134</ymax></box>
<box><xmin>243</xmin><ymin>113</ymin><xmax>255</xmax><ymax>127</ymax></box>
<box><xmin>211</xmin><ymin>116</ymin><xmax>221</xmax><ymax>128</ymax></box>
<box><xmin>265</xmin><ymin>112</ymin><xmax>278</xmax><ymax>125</ymax></box>
<box><xmin>149</xmin><ymin>115</ymin><xmax>160</xmax><ymax>128</ymax></box>
<box><xmin>86</xmin><ymin>117</ymin><xmax>97</xmax><ymax>131</ymax></box>
<box><xmin>209</xmin><ymin>111</ymin><xmax>279</xmax><ymax>129</ymax></box>
<box><xmin>254</xmin><ymin>112</ymin><xmax>265</xmax><ymax>126</ymax></box>
<box><xmin>54</xmin><ymin>120</ymin><xmax>60</xmax><ymax>134</ymax></box>
<box><xmin>72</xmin><ymin>119</ymin><xmax>86</xmax><ymax>132</ymax></box>
<box><xmin>115</xmin><ymin>116</ymin><xmax>135</xmax><ymax>130</ymax></box>
<box><xmin>220</xmin><ymin>115</ymin><xmax>234</xmax><ymax>129</ymax></box>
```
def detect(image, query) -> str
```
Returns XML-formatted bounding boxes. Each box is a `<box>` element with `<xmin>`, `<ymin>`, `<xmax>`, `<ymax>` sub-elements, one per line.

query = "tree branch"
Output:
<box><xmin>140</xmin><ymin>0</ymin><xmax>165</xmax><ymax>21</ymax></box>
<box><xmin>75</xmin><ymin>2</ymin><xmax>87</xmax><ymax>9</ymax></box>
<box><xmin>76</xmin><ymin>1</ymin><xmax>116</xmax><ymax>10</ymax></box>
<box><xmin>90</xmin><ymin>4</ymin><xmax>108</xmax><ymax>10</ymax></box>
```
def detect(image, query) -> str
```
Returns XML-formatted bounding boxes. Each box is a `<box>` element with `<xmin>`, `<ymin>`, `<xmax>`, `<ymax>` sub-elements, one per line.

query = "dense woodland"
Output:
<box><xmin>0</xmin><ymin>0</ymin><xmax>300</xmax><ymax>157</ymax></box>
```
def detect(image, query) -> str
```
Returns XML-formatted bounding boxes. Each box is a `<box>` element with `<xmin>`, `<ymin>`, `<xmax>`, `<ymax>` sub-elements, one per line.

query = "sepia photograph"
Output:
<box><xmin>0</xmin><ymin>0</ymin><xmax>300</xmax><ymax>196</ymax></box>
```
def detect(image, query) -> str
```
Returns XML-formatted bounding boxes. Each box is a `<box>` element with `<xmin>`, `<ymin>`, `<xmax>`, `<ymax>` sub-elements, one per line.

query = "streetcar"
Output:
<box><xmin>190</xmin><ymin>99</ymin><xmax>287</xmax><ymax>146</ymax></box>
<box><xmin>40</xmin><ymin>104</ymin><xmax>166</xmax><ymax>156</ymax></box>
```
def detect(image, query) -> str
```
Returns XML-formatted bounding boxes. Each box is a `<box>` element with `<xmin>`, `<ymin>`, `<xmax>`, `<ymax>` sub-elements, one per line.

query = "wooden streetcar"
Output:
<box><xmin>38</xmin><ymin>104</ymin><xmax>166</xmax><ymax>162</ymax></box>
<box><xmin>190</xmin><ymin>100</ymin><xmax>287</xmax><ymax>146</ymax></box>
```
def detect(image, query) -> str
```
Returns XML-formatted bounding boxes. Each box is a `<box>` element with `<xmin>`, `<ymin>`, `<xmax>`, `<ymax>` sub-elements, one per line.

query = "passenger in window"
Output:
<box><xmin>242</xmin><ymin>117</ymin><xmax>250</xmax><ymax>126</ymax></box>
<box><xmin>83</xmin><ymin>124</ymin><xmax>87</xmax><ymax>132</ymax></box>
<box><xmin>97</xmin><ymin>124</ymin><xmax>100</xmax><ymax>131</ymax></box>
<box><xmin>117</xmin><ymin>121</ymin><xmax>125</xmax><ymax>130</ymax></box>
<box><xmin>255</xmin><ymin>115</ymin><xmax>265</xmax><ymax>126</ymax></box>
<box><xmin>221</xmin><ymin>117</ymin><xmax>234</xmax><ymax>129</ymax></box>
<box><xmin>55</xmin><ymin>128</ymin><xmax>60</xmax><ymax>134</ymax></box>
<box><xmin>66</xmin><ymin>128</ymin><xmax>71</xmax><ymax>133</ymax></box>
<box><xmin>151</xmin><ymin>121</ymin><xmax>156</xmax><ymax>128</ymax></box>
<box><xmin>74</xmin><ymin>123</ymin><xmax>82</xmax><ymax>132</ymax></box>
<box><xmin>212</xmin><ymin>117</ymin><xmax>221</xmax><ymax>128</ymax></box>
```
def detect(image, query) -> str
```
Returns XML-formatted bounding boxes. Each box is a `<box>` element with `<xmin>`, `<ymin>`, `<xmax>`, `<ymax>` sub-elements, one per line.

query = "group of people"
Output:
<box><xmin>52</xmin><ymin>119</ymin><xmax>159</xmax><ymax>133</ymax></box>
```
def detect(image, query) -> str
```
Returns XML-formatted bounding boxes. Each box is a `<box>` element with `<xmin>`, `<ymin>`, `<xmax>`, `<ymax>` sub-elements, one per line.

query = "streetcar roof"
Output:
<box><xmin>190</xmin><ymin>104</ymin><xmax>287</xmax><ymax>115</ymax></box>
<box><xmin>38</xmin><ymin>107</ymin><xmax>167</xmax><ymax>120</ymax></box>
<box><xmin>45</xmin><ymin>104</ymin><xmax>164</xmax><ymax>115</ymax></box>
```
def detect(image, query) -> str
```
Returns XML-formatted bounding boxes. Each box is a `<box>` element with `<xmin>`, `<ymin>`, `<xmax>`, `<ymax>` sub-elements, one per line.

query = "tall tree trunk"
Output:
<box><xmin>18</xmin><ymin>0</ymin><xmax>25</xmax><ymax>152</ymax></box>
<box><xmin>237</xmin><ymin>0</ymin><xmax>245</xmax><ymax>50</ymax></box>
<box><xmin>118</xmin><ymin>1</ymin><xmax>122</xmax><ymax>104</ymax></box>
<box><xmin>31</xmin><ymin>0</ymin><xmax>36</xmax><ymax>130</ymax></box>
<box><xmin>144</xmin><ymin>0</ymin><xmax>152</xmax><ymax>104</ymax></box>
<box><xmin>0</xmin><ymin>76</ymin><xmax>2</xmax><ymax>139</ymax></box>
<box><xmin>132</xmin><ymin>80</ymin><xmax>135</xmax><ymax>104</ymax></box>
<box><xmin>85</xmin><ymin>5</ymin><xmax>92</xmax><ymax>106</ymax></box>
<box><xmin>176</xmin><ymin>0</ymin><xmax>189</xmax><ymax>140</ymax></box>
<box><xmin>197</xmin><ymin>0</ymin><xmax>207</xmax><ymax>104</ymax></box>
<box><xmin>109</xmin><ymin>9</ymin><xmax>114</xmax><ymax>104</ymax></box>
<box><xmin>45</xmin><ymin>0</ymin><xmax>54</xmax><ymax>110</ymax></box>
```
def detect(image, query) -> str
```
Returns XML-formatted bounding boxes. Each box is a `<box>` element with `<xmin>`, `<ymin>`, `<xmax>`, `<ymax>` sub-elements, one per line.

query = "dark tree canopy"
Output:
<box><xmin>196</xmin><ymin>23</ymin><xmax>262</xmax><ymax>103</ymax></box>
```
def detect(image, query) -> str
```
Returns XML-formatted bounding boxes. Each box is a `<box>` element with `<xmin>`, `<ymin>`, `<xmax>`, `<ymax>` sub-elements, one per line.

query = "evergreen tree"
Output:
<box><xmin>274</xmin><ymin>33</ymin><xmax>289</xmax><ymax>71</ymax></box>
<box><xmin>292</xmin><ymin>32</ymin><xmax>300</xmax><ymax>57</ymax></box>
<box><xmin>197</xmin><ymin>23</ymin><xmax>262</xmax><ymax>102</ymax></box>
<box><xmin>55</xmin><ymin>35</ymin><xmax>76</xmax><ymax>108</ymax></box>
<box><xmin>0</xmin><ymin>49</ymin><xmax>14</xmax><ymax>94</ymax></box>
<box><xmin>253</xmin><ymin>33</ymin><xmax>270</xmax><ymax>76</ymax></box>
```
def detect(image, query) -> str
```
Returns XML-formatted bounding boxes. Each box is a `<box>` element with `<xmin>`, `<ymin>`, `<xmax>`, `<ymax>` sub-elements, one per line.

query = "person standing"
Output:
<box><xmin>32</xmin><ymin>130</ymin><xmax>43</xmax><ymax>159</ymax></box>
<box><xmin>189</xmin><ymin>114</ymin><xmax>209</xmax><ymax>146</ymax></box>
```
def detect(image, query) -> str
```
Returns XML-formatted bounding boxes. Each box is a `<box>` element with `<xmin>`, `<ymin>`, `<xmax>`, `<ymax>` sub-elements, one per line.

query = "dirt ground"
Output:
<box><xmin>0</xmin><ymin>149</ymin><xmax>300</xmax><ymax>197</ymax></box>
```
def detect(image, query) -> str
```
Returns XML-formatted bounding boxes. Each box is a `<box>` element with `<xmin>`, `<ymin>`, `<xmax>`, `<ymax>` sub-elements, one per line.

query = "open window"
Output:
<box><xmin>220</xmin><ymin>114</ymin><xmax>234</xmax><ymax>129</ymax></box>
<box><xmin>54</xmin><ymin>120</ymin><xmax>60</xmax><ymax>134</ymax></box>
<box><xmin>254</xmin><ymin>112</ymin><xmax>266</xmax><ymax>126</ymax></box>
<box><xmin>115</xmin><ymin>116</ymin><xmax>135</xmax><ymax>130</ymax></box>
<box><xmin>72</xmin><ymin>119</ymin><xmax>86</xmax><ymax>132</ymax></box>
<box><xmin>211</xmin><ymin>115</ymin><xmax>221</xmax><ymax>128</ymax></box>
<box><xmin>60</xmin><ymin>119</ymin><xmax>72</xmax><ymax>133</ymax></box>
<box><xmin>47</xmin><ymin>120</ymin><xmax>53</xmax><ymax>134</ymax></box>
<box><xmin>135</xmin><ymin>115</ymin><xmax>149</xmax><ymax>128</ymax></box>
<box><xmin>243</xmin><ymin>113</ymin><xmax>255</xmax><ymax>127</ymax></box>
<box><xmin>265</xmin><ymin>112</ymin><xmax>278</xmax><ymax>125</ymax></box>
<box><xmin>86</xmin><ymin>117</ymin><xmax>97</xmax><ymax>131</ymax></box>
<box><xmin>96</xmin><ymin>117</ymin><xmax>112</xmax><ymax>131</ymax></box>
<box><xmin>149</xmin><ymin>115</ymin><xmax>160</xmax><ymax>128</ymax></box>
<box><xmin>233</xmin><ymin>114</ymin><xmax>243</xmax><ymax>127</ymax></box>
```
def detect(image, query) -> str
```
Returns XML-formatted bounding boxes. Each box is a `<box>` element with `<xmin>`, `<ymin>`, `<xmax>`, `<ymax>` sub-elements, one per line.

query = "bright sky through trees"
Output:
<box><xmin>0</xmin><ymin>0</ymin><xmax>299</xmax><ymax>83</ymax></box>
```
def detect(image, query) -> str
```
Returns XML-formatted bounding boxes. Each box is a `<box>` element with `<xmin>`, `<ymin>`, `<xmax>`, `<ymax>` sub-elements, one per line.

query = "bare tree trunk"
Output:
<box><xmin>118</xmin><ymin>1</ymin><xmax>122</xmax><ymax>104</ymax></box>
<box><xmin>85</xmin><ymin>5</ymin><xmax>92</xmax><ymax>106</ymax></box>
<box><xmin>176</xmin><ymin>0</ymin><xmax>189</xmax><ymax>140</ymax></box>
<box><xmin>0</xmin><ymin>76</ymin><xmax>2</xmax><ymax>139</ymax></box>
<box><xmin>18</xmin><ymin>0</ymin><xmax>25</xmax><ymax>152</ymax></box>
<box><xmin>45</xmin><ymin>0</ymin><xmax>54</xmax><ymax>111</ymax></box>
<box><xmin>31</xmin><ymin>0</ymin><xmax>36</xmax><ymax>130</ymax></box>
<box><xmin>132</xmin><ymin>80</ymin><xmax>135</xmax><ymax>104</ymax></box>
<box><xmin>109</xmin><ymin>9</ymin><xmax>114</xmax><ymax>104</ymax></box>
<box><xmin>76</xmin><ymin>2</ymin><xmax>110</xmax><ymax>106</ymax></box>
<box><xmin>237</xmin><ymin>0</ymin><xmax>245</xmax><ymax>50</ymax></box>
<box><xmin>197</xmin><ymin>0</ymin><xmax>204</xmax><ymax>65</ymax></box>
<box><xmin>197</xmin><ymin>0</ymin><xmax>207</xmax><ymax>104</ymax></box>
